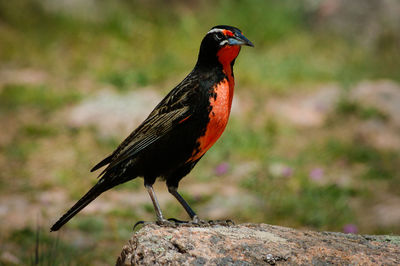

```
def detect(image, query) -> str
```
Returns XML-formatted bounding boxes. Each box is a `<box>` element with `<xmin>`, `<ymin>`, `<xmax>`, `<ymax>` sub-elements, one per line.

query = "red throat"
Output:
<box><xmin>216</xmin><ymin>45</ymin><xmax>240</xmax><ymax>107</ymax></box>
<box><xmin>217</xmin><ymin>46</ymin><xmax>240</xmax><ymax>73</ymax></box>
<box><xmin>216</xmin><ymin>45</ymin><xmax>240</xmax><ymax>89</ymax></box>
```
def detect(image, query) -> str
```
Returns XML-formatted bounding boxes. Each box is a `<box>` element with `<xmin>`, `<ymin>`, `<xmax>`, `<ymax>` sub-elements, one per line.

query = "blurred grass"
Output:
<box><xmin>1</xmin><ymin>0</ymin><xmax>400</xmax><ymax>264</ymax></box>
<box><xmin>0</xmin><ymin>84</ymin><xmax>81</xmax><ymax>113</ymax></box>
<box><xmin>1</xmin><ymin>0</ymin><xmax>399</xmax><ymax>92</ymax></box>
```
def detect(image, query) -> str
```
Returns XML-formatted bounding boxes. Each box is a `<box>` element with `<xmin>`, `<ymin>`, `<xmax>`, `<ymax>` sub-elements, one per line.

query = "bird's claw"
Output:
<box><xmin>133</xmin><ymin>218</ymin><xmax>180</xmax><ymax>230</ymax></box>
<box><xmin>133</xmin><ymin>217</ymin><xmax>234</xmax><ymax>230</ymax></box>
<box><xmin>165</xmin><ymin>216</ymin><xmax>208</xmax><ymax>227</ymax></box>
<box><xmin>207</xmin><ymin>219</ymin><xmax>235</xmax><ymax>226</ymax></box>
<box><xmin>170</xmin><ymin>216</ymin><xmax>235</xmax><ymax>227</ymax></box>
<box><xmin>156</xmin><ymin>219</ymin><xmax>180</xmax><ymax>227</ymax></box>
<box><xmin>133</xmin><ymin>220</ymin><xmax>153</xmax><ymax>231</ymax></box>
<box><xmin>167</xmin><ymin>217</ymin><xmax>194</xmax><ymax>224</ymax></box>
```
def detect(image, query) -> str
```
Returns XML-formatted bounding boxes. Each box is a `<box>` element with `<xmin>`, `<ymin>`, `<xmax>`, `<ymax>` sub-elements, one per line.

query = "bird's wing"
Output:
<box><xmin>92</xmin><ymin>74</ymin><xmax>198</xmax><ymax>177</ymax></box>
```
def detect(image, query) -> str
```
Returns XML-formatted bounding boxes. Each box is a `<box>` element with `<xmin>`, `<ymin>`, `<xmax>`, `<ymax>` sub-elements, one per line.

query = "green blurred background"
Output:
<box><xmin>1</xmin><ymin>0</ymin><xmax>400</xmax><ymax>264</ymax></box>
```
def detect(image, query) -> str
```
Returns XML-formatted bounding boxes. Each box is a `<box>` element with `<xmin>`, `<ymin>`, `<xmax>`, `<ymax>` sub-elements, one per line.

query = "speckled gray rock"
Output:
<box><xmin>116</xmin><ymin>223</ymin><xmax>400</xmax><ymax>265</ymax></box>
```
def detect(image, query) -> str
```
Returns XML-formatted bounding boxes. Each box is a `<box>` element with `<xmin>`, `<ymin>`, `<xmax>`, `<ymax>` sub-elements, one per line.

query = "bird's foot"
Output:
<box><xmin>167</xmin><ymin>216</ymin><xmax>208</xmax><ymax>227</ymax></box>
<box><xmin>156</xmin><ymin>218</ymin><xmax>180</xmax><ymax>227</ymax></box>
<box><xmin>166</xmin><ymin>217</ymin><xmax>205</xmax><ymax>227</ymax></box>
<box><xmin>169</xmin><ymin>216</ymin><xmax>235</xmax><ymax>227</ymax></box>
<box><xmin>167</xmin><ymin>217</ymin><xmax>190</xmax><ymax>224</ymax></box>
<box><xmin>191</xmin><ymin>215</ymin><xmax>234</xmax><ymax>226</ymax></box>
<box><xmin>133</xmin><ymin>217</ymin><xmax>234</xmax><ymax>230</ymax></box>
<box><xmin>207</xmin><ymin>219</ymin><xmax>235</xmax><ymax>226</ymax></box>
<box><xmin>133</xmin><ymin>220</ymin><xmax>154</xmax><ymax>231</ymax></box>
<box><xmin>133</xmin><ymin>218</ymin><xmax>180</xmax><ymax>230</ymax></box>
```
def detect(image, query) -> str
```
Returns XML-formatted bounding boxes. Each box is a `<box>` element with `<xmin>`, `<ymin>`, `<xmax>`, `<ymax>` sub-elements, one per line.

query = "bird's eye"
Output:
<box><xmin>215</xmin><ymin>32</ymin><xmax>224</xmax><ymax>41</ymax></box>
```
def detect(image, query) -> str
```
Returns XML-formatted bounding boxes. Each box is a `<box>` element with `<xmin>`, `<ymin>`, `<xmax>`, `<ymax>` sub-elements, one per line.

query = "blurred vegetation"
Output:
<box><xmin>1</xmin><ymin>0</ymin><xmax>400</xmax><ymax>264</ymax></box>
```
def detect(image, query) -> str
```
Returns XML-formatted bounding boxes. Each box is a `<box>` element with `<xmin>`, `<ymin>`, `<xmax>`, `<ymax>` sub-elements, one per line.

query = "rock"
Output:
<box><xmin>67</xmin><ymin>89</ymin><xmax>162</xmax><ymax>137</ymax></box>
<box><xmin>369</xmin><ymin>195</ymin><xmax>400</xmax><ymax>228</ymax></box>
<box><xmin>1</xmin><ymin>251</ymin><xmax>20</xmax><ymax>265</ymax></box>
<box><xmin>351</xmin><ymin>80</ymin><xmax>400</xmax><ymax>128</ymax></box>
<box><xmin>350</xmin><ymin>80</ymin><xmax>400</xmax><ymax>150</ymax></box>
<box><xmin>0</xmin><ymin>68</ymin><xmax>49</xmax><ymax>87</ymax></box>
<box><xmin>40</xmin><ymin>0</ymin><xmax>102</xmax><ymax>21</ymax></box>
<box><xmin>309</xmin><ymin>0</ymin><xmax>400</xmax><ymax>46</ymax></box>
<box><xmin>266</xmin><ymin>85</ymin><xmax>340</xmax><ymax>127</ymax></box>
<box><xmin>116</xmin><ymin>223</ymin><xmax>400</xmax><ymax>265</ymax></box>
<box><xmin>356</xmin><ymin>119</ymin><xmax>400</xmax><ymax>150</ymax></box>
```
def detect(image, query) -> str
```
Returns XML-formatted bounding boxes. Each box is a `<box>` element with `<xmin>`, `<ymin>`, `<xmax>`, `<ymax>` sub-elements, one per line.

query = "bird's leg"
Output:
<box><xmin>168</xmin><ymin>186</ymin><xmax>205</xmax><ymax>224</ymax></box>
<box><xmin>166</xmin><ymin>186</ymin><xmax>234</xmax><ymax>227</ymax></box>
<box><xmin>133</xmin><ymin>184</ymin><xmax>162</xmax><ymax>230</ymax></box>
<box><xmin>141</xmin><ymin>183</ymin><xmax>179</xmax><ymax>228</ymax></box>
<box><xmin>145</xmin><ymin>183</ymin><xmax>165</xmax><ymax>222</ymax></box>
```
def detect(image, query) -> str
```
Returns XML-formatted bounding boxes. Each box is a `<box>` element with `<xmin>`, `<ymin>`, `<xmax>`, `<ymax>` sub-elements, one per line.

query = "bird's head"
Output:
<box><xmin>197</xmin><ymin>25</ymin><xmax>254</xmax><ymax>68</ymax></box>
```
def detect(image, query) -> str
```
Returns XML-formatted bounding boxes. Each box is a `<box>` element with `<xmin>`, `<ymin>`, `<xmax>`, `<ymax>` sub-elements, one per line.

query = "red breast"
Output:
<box><xmin>189</xmin><ymin>46</ymin><xmax>240</xmax><ymax>161</ymax></box>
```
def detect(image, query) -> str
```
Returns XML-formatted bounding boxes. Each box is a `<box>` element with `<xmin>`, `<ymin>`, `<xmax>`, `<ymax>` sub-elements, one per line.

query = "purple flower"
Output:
<box><xmin>309</xmin><ymin>167</ymin><xmax>324</xmax><ymax>181</ymax></box>
<box><xmin>215</xmin><ymin>162</ymin><xmax>229</xmax><ymax>176</ymax></box>
<box><xmin>282</xmin><ymin>166</ymin><xmax>293</xmax><ymax>177</ymax></box>
<box><xmin>343</xmin><ymin>224</ymin><xmax>358</xmax><ymax>234</ymax></box>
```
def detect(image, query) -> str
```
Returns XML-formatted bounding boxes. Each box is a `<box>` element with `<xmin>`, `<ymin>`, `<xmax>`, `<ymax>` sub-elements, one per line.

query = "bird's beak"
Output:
<box><xmin>228</xmin><ymin>32</ymin><xmax>254</xmax><ymax>47</ymax></box>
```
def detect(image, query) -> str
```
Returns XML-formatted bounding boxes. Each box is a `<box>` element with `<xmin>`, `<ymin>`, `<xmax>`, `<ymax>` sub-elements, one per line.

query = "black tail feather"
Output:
<box><xmin>50</xmin><ymin>182</ymin><xmax>107</xmax><ymax>231</ymax></box>
<box><xmin>90</xmin><ymin>154</ymin><xmax>112</xmax><ymax>172</ymax></box>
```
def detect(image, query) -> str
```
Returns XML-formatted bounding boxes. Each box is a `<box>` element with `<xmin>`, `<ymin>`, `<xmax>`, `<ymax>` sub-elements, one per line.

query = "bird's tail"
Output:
<box><xmin>50</xmin><ymin>182</ymin><xmax>107</xmax><ymax>231</ymax></box>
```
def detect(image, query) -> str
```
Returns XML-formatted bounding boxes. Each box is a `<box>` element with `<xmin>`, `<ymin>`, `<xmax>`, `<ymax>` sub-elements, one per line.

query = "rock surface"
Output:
<box><xmin>116</xmin><ymin>223</ymin><xmax>400</xmax><ymax>265</ymax></box>
<box><xmin>67</xmin><ymin>89</ymin><xmax>161</xmax><ymax>137</ymax></box>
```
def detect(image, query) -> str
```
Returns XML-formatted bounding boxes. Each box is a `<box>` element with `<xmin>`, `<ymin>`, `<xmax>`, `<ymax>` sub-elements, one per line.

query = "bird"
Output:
<box><xmin>51</xmin><ymin>25</ymin><xmax>253</xmax><ymax>231</ymax></box>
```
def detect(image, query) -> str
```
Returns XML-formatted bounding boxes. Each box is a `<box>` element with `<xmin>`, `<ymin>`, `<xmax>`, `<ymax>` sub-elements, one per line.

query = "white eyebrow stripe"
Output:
<box><xmin>207</xmin><ymin>28</ymin><xmax>224</xmax><ymax>34</ymax></box>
